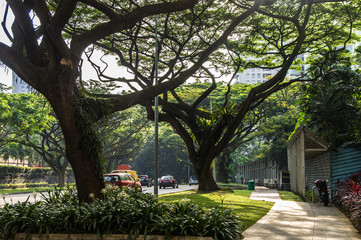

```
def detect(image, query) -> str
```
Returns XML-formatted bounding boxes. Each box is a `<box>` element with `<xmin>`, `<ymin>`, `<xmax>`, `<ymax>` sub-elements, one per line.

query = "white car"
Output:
<box><xmin>189</xmin><ymin>176</ymin><xmax>198</xmax><ymax>186</ymax></box>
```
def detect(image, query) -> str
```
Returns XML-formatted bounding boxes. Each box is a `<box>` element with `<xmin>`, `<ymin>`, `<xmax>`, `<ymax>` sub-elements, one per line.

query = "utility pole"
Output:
<box><xmin>210</xmin><ymin>95</ymin><xmax>216</xmax><ymax>181</ymax></box>
<box><xmin>154</xmin><ymin>16</ymin><xmax>159</xmax><ymax>197</ymax></box>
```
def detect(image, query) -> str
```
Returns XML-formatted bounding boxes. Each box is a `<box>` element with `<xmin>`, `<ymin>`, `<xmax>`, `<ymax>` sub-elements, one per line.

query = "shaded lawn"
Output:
<box><xmin>159</xmin><ymin>189</ymin><xmax>274</xmax><ymax>231</ymax></box>
<box><xmin>278</xmin><ymin>191</ymin><xmax>304</xmax><ymax>202</ymax></box>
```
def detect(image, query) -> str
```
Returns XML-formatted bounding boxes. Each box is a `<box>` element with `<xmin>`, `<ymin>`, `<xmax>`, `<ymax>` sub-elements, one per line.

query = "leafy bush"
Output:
<box><xmin>0</xmin><ymin>165</ymin><xmax>74</xmax><ymax>182</ymax></box>
<box><xmin>0</xmin><ymin>166</ymin><xmax>52</xmax><ymax>177</ymax></box>
<box><xmin>334</xmin><ymin>171</ymin><xmax>361</xmax><ymax>232</ymax></box>
<box><xmin>0</xmin><ymin>184</ymin><xmax>243</xmax><ymax>239</ymax></box>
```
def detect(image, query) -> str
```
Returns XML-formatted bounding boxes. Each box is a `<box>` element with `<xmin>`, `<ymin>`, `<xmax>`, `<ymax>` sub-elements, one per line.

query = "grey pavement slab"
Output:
<box><xmin>243</xmin><ymin>186</ymin><xmax>361</xmax><ymax>240</ymax></box>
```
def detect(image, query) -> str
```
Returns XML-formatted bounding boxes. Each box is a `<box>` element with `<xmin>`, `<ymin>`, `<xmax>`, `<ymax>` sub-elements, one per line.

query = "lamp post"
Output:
<box><xmin>154</xmin><ymin>16</ymin><xmax>159</xmax><ymax>197</ymax></box>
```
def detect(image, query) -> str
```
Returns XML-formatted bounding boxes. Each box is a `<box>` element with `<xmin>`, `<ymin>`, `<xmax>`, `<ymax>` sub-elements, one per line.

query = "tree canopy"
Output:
<box><xmin>0</xmin><ymin>0</ymin><xmax>360</xmax><ymax>200</ymax></box>
<box><xmin>297</xmin><ymin>64</ymin><xmax>361</xmax><ymax>147</ymax></box>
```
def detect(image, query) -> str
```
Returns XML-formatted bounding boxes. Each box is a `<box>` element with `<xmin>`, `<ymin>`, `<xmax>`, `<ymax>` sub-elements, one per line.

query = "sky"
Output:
<box><xmin>0</xmin><ymin>2</ymin><xmax>13</xmax><ymax>88</ymax></box>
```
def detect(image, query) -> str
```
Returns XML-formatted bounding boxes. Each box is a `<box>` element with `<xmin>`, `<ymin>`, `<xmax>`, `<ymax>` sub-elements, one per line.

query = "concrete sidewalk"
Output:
<box><xmin>243</xmin><ymin>186</ymin><xmax>361</xmax><ymax>240</ymax></box>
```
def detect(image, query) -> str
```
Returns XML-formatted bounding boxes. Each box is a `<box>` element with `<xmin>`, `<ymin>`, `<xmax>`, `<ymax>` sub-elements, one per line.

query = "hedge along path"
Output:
<box><xmin>2</xmin><ymin>234</ymin><xmax>213</xmax><ymax>240</ymax></box>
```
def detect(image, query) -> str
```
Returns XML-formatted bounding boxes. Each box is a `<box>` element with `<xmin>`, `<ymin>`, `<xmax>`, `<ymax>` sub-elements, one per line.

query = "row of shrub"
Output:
<box><xmin>0</xmin><ymin>182</ymin><xmax>54</xmax><ymax>189</ymax></box>
<box><xmin>0</xmin><ymin>165</ymin><xmax>73</xmax><ymax>179</ymax></box>
<box><xmin>0</xmin><ymin>185</ymin><xmax>243</xmax><ymax>240</ymax></box>
<box><xmin>0</xmin><ymin>166</ymin><xmax>75</xmax><ymax>186</ymax></box>
<box><xmin>334</xmin><ymin>170</ymin><xmax>361</xmax><ymax>232</ymax></box>
<box><xmin>0</xmin><ymin>165</ymin><xmax>54</xmax><ymax>176</ymax></box>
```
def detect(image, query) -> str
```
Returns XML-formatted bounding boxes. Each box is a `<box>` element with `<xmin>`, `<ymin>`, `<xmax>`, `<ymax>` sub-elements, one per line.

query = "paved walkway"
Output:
<box><xmin>243</xmin><ymin>186</ymin><xmax>361</xmax><ymax>240</ymax></box>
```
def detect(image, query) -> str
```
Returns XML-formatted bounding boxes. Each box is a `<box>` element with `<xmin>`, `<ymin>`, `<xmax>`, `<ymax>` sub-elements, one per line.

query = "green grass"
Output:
<box><xmin>278</xmin><ymin>191</ymin><xmax>304</xmax><ymax>202</ymax></box>
<box><xmin>159</xmin><ymin>189</ymin><xmax>274</xmax><ymax>230</ymax></box>
<box><xmin>0</xmin><ymin>186</ymin><xmax>55</xmax><ymax>195</ymax></box>
<box><xmin>218</xmin><ymin>182</ymin><xmax>248</xmax><ymax>189</ymax></box>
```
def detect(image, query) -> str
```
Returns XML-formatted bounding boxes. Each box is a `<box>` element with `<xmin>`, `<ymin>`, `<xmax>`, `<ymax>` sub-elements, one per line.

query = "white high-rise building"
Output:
<box><xmin>234</xmin><ymin>54</ymin><xmax>307</xmax><ymax>84</ymax></box>
<box><xmin>12</xmin><ymin>72</ymin><xmax>31</xmax><ymax>93</ymax></box>
<box><xmin>234</xmin><ymin>68</ymin><xmax>279</xmax><ymax>84</ymax></box>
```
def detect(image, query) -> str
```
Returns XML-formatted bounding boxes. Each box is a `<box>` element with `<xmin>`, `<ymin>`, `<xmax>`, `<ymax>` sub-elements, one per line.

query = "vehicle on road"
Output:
<box><xmin>139</xmin><ymin>175</ymin><xmax>151</xmax><ymax>187</ymax></box>
<box><xmin>189</xmin><ymin>176</ymin><xmax>198</xmax><ymax>186</ymax></box>
<box><xmin>104</xmin><ymin>173</ymin><xmax>142</xmax><ymax>192</ymax></box>
<box><xmin>111</xmin><ymin>169</ymin><xmax>140</xmax><ymax>183</ymax></box>
<box><xmin>159</xmin><ymin>175</ymin><xmax>179</xmax><ymax>189</ymax></box>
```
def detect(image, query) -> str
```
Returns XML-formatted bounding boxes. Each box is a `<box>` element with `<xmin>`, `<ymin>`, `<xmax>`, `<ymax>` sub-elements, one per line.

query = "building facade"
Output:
<box><xmin>12</xmin><ymin>72</ymin><xmax>31</xmax><ymax>93</ymax></box>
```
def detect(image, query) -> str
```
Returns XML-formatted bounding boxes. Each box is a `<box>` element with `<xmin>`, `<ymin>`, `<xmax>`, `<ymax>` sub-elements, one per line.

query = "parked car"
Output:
<box><xmin>189</xmin><ymin>176</ymin><xmax>198</xmax><ymax>186</ymax></box>
<box><xmin>104</xmin><ymin>173</ymin><xmax>142</xmax><ymax>192</ymax></box>
<box><xmin>139</xmin><ymin>175</ymin><xmax>151</xmax><ymax>187</ymax></box>
<box><xmin>159</xmin><ymin>175</ymin><xmax>179</xmax><ymax>189</ymax></box>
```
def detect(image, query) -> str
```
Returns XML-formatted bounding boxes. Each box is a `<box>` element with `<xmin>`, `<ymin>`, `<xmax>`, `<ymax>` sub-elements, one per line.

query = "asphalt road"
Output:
<box><xmin>0</xmin><ymin>184</ymin><xmax>198</xmax><ymax>207</ymax></box>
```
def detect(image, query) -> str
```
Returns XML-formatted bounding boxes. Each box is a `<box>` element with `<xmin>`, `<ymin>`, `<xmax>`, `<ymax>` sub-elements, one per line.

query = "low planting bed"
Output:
<box><xmin>1</xmin><ymin>233</ymin><xmax>212</xmax><ymax>240</ymax></box>
<box><xmin>334</xmin><ymin>170</ymin><xmax>361</xmax><ymax>232</ymax></box>
<box><xmin>0</xmin><ymin>185</ymin><xmax>245</xmax><ymax>240</ymax></box>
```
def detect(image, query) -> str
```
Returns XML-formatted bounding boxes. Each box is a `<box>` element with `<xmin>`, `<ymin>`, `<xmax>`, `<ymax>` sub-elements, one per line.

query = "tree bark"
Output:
<box><xmin>57</xmin><ymin>170</ymin><xmax>65</xmax><ymax>187</ymax></box>
<box><xmin>217</xmin><ymin>155</ymin><xmax>230</xmax><ymax>183</ymax></box>
<box><xmin>46</xmin><ymin>75</ymin><xmax>105</xmax><ymax>202</ymax></box>
<box><xmin>57</xmin><ymin>159</ymin><xmax>69</xmax><ymax>187</ymax></box>
<box><xmin>193</xmin><ymin>156</ymin><xmax>220</xmax><ymax>191</ymax></box>
<box><xmin>63</xmin><ymin>132</ymin><xmax>105</xmax><ymax>202</ymax></box>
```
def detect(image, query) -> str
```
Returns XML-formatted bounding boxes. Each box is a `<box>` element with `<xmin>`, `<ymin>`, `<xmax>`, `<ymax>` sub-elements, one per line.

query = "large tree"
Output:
<box><xmin>143</xmin><ymin>0</ymin><xmax>360</xmax><ymax>190</ymax></box>
<box><xmin>0</xmin><ymin>0</ymin><xmax>359</xmax><ymax>199</ymax></box>
<box><xmin>0</xmin><ymin>0</ymin><xmax>265</xmax><ymax>202</ymax></box>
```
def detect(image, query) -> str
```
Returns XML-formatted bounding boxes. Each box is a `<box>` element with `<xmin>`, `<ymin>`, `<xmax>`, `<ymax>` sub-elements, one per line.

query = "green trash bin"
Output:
<box><xmin>248</xmin><ymin>180</ymin><xmax>255</xmax><ymax>190</ymax></box>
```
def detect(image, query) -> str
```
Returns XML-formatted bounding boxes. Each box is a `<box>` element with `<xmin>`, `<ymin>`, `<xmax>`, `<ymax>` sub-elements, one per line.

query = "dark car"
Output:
<box><xmin>189</xmin><ymin>176</ymin><xmax>198</xmax><ymax>186</ymax></box>
<box><xmin>104</xmin><ymin>173</ymin><xmax>142</xmax><ymax>192</ymax></box>
<box><xmin>139</xmin><ymin>175</ymin><xmax>151</xmax><ymax>187</ymax></box>
<box><xmin>159</xmin><ymin>175</ymin><xmax>179</xmax><ymax>189</ymax></box>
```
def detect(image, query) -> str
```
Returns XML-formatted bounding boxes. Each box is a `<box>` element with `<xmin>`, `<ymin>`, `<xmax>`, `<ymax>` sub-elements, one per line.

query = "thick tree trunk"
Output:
<box><xmin>57</xmin><ymin>162</ymin><xmax>68</xmax><ymax>187</ymax></box>
<box><xmin>57</xmin><ymin>170</ymin><xmax>65</xmax><ymax>187</ymax></box>
<box><xmin>62</xmin><ymin>130</ymin><xmax>105</xmax><ymax>202</ymax></box>
<box><xmin>195</xmin><ymin>158</ymin><xmax>220</xmax><ymax>191</ymax></box>
<box><xmin>69</xmin><ymin>150</ymin><xmax>104</xmax><ymax>202</ymax></box>
<box><xmin>48</xmin><ymin>86</ymin><xmax>105</xmax><ymax>203</ymax></box>
<box><xmin>217</xmin><ymin>158</ymin><xmax>229</xmax><ymax>183</ymax></box>
<box><xmin>217</xmin><ymin>154</ymin><xmax>233</xmax><ymax>183</ymax></box>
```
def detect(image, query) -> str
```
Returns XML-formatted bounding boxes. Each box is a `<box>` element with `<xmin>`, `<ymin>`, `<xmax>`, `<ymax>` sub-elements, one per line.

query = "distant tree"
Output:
<box><xmin>132</xmin><ymin>124</ymin><xmax>190</xmax><ymax>182</ymax></box>
<box><xmin>216</xmin><ymin>85</ymin><xmax>299</xmax><ymax>182</ymax></box>
<box><xmin>144</xmin><ymin>1</ymin><xmax>360</xmax><ymax>191</ymax></box>
<box><xmin>0</xmin><ymin>93</ymin><xmax>53</xmax><ymax>148</ymax></box>
<box><xmin>99</xmin><ymin>106</ymin><xmax>150</xmax><ymax>172</ymax></box>
<box><xmin>0</xmin><ymin>142</ymin><xmax>37</xmax><ymax>166</ymax></box>
<box><xmin>16</xmin><ymin>121</ymin><xmax>70</xmax><ymax>186</ymax></box>
<box><xmin>255</xmin><ymin>86</ymin><xmax>299</xmax><ymax>170</ymax></box>
<box><xmin>0</xmin><ymin>93</ymin><xmax>69</xmax><ymax>185</ymax></box>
